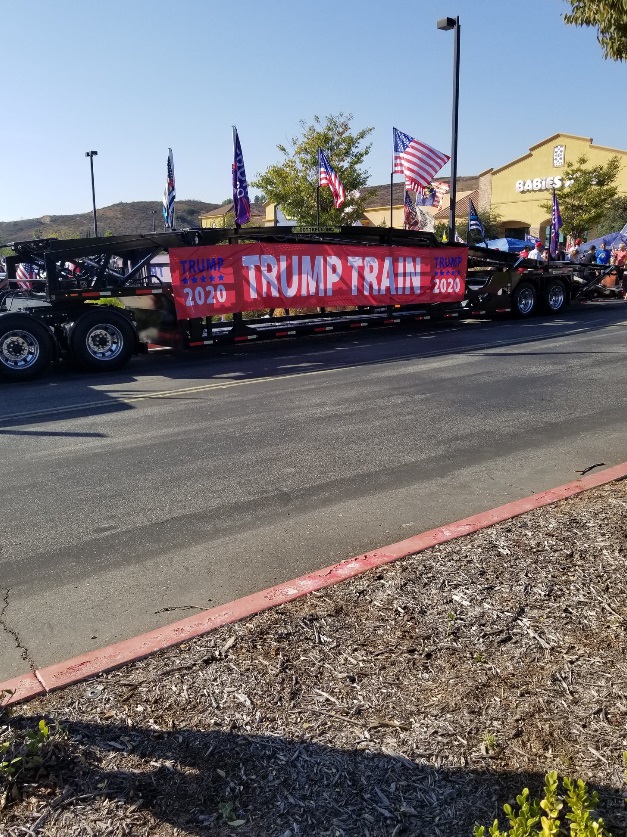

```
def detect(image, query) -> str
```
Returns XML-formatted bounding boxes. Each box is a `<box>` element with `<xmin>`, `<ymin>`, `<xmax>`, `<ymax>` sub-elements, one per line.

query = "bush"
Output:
<box><xmin>473</xmin><ymin>771</ymin><xmax>612</xmax><ymax>836</ymax></box>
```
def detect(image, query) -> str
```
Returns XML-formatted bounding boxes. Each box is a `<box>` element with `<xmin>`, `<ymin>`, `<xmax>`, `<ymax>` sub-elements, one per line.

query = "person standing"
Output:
<box><xmin>582</xmin><ymin>245</ymin><xmax>597</xmax><ymax>264</ymax></box>
<box><xmin>596</xmin><ymin>240</ymin><xmax>611</xmax><ymax>265</ymax></box>
<box><xmin>527</xmin><ymin>241</ymin><xmax>544</xmax><ymax>262</ymax></box>
<box><xmin>612</xmin><ymin>242</ymin><xmax>627</xmax><ymax>297</ymax></box>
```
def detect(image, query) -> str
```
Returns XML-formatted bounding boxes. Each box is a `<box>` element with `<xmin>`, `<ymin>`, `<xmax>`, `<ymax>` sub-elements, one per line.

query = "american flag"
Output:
<box><xmin>233</xmin><ymin>128</ymin><xmax>251</xmax><ymax>226</ymax></box>
<box><xmin>162</xmin><ymin>148</ymin><xmax>176</xmax><ymax>228</ymax></box>
<box><xmin>393</xmin><ymin>128</ymin><xmax>450</xmax><ymax>192</ymax></box>
<box><xmin>549</xmin><ymin>188</ymin><xmax>563</xmax><ymax>258</ymax></box>
<box><xmin>318</xmin><ymin>149</ymin><xmax>345</xmax><ymax>209</ymax></box>
<box><xmin>432</xmin><ymin>181</ymin><xmax>450</xmax><ymax>208</ymax></box>
<box><xmin>404</xmin><ymin>190</ymin><xmax>419</xmax><ymax>230</ymax></box>
<box><xmin>16</xmin><ymin>262</ymin><xmax>34</xmax><ymax>289</ymax></box>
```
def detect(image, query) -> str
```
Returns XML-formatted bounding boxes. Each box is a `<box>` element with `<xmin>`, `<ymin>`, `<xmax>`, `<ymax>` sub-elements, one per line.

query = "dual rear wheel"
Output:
<box><xmin>0</xmin><ymin>308</ymin><xmax>136</xmax><ymax>382</ymax></box>
<box><xmin>511</xmin><ymin>279</ymin><xmax>567</xmax><ymax>317</ymax></box>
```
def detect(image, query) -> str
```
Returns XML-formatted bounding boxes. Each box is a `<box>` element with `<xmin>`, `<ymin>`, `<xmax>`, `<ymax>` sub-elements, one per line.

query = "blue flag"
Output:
<box><xmin>232</xmin><ymin>128</ymin><xmax>251</xmax><ymax>226</ymax></box>
<box><xmin>550</xmin><ymin>189</ymin><xmax>563</xmax><ymax>257</ymax></box>
<box><xmin>468</xmin><ymin>198</ymin><xmax>485</xmax><ymax>239</ymax></box>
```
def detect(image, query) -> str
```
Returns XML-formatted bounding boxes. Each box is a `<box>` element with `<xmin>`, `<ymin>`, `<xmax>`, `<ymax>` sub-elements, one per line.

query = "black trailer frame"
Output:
<box><xmin>0</xmin><ymin>226</ymin><xmax>621</xmax><ymax>381</ymax></box>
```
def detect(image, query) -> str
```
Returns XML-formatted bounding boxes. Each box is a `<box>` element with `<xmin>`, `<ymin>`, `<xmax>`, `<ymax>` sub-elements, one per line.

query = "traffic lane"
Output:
<box><xmin>1</xmin><ymin>312</ymin><xmax>626</xmax><ymax>571</ymax></box>
<box><xmin>3</xmin><ymin>410</ymin><xmax>625</xmax><ymax>679</ymax></box>
<box><xmin>0</xmin><ymin>302</ymin><xmax>625</xmax><ymax>425</ymax></box>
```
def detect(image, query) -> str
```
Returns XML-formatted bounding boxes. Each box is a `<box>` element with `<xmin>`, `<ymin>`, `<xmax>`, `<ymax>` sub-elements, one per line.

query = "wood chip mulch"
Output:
<box><xmin>1</xmin><ymin>480</ymin><xmax>627</xmax><ymax>837</ymax></box>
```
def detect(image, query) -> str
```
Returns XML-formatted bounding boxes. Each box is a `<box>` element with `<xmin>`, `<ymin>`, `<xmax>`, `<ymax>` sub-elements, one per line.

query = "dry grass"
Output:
<box><xmin>2</xmin><ymin>480</ymin><xmax>626</xmax><ymax>836</ymax></box>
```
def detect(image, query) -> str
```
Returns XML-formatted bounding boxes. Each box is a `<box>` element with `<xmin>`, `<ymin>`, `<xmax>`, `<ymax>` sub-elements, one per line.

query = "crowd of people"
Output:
<box><xmin>519</xmin><ymin>237</ymin><xmax>627</xmax><ymax>298</ymax></box>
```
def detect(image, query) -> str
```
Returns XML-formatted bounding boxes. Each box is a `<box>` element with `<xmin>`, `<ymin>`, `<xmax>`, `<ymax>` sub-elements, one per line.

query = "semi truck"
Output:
<box><xmin>0</xmin><ymin>225</ymin><xmax>620</xmax><ymax>382</ymax></box>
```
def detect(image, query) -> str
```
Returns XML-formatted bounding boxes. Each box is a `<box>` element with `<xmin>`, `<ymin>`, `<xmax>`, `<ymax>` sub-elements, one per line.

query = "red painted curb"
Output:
<box><xmin>3</xmin><ymin>462</ymin><xmax>626</xmax><ymax>706</ymax></box>
<box><xmin>0</xmin><ymin>672</ymin><xmax>45</xmax><ymax>705</ymax></box>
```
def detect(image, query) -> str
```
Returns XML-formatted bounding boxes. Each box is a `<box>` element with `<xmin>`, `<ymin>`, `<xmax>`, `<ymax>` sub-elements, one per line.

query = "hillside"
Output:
<box><xmin>0</xmin><ymin>200</ymin><xmax>220</xmax><ymax>244</ymax></box>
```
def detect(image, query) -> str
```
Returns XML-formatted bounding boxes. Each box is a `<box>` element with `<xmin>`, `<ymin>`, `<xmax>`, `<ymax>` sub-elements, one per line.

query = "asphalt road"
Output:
<box><xmin>1</xmin><ymin>302</ymin><xmax>626</xmax><ymax>680</ymax></box>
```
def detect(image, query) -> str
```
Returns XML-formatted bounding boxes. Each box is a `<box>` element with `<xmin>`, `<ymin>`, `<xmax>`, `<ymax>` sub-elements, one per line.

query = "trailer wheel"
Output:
<box><xmin>542</xmin><ymin>279</ymin><xmax>567</xmax><ymax>315</ymax></box>
<box><xmin>0</xmin><ymin>314</ymin><xmax>54</xmax><ymax>381</ymax></box>
<box><xmin>69</xmin><ymin>309</ymin><xmax>136</xmax><ymax>372</ymax></box>
<box><xmin>512</xmin><ymin>281</ymin><xmax>537</xmax><ymax>317</ymax></box>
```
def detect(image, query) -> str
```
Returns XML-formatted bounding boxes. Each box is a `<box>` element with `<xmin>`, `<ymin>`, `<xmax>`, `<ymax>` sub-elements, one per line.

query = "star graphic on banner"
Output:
<box><xmin>191</xmin><ymin>277</ymin><xmax>198</xmax><ymax>284</ymax></box>
<box><xmin>181</xmin><ymin>278</ymin><xmax>188</xmax><ymax>284</ymax></box>
<box><xmin>208</xmin><ymin>273</ymin><xmax>215</xmax><ymax>283</ymax></box>
<box><xmin>200</xmin><ymin>276</ymin><xmax>206</xmax><ymax>283</ymax></box>
<box><xmin>218</xmin><ymin>273</ymin><xmax>224</xmax><ymax>281</ymax></box>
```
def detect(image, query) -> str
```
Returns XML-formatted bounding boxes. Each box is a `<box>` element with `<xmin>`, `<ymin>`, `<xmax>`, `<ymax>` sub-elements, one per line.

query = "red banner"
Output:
<box><xmin>169</xmin><ymin>242</ymin><xmax>467</xmax><ymax>320</ymax></box>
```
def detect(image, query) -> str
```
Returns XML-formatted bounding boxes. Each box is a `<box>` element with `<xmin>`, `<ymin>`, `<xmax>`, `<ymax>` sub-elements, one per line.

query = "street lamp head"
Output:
<box><xmin>85</xmin><ymin>150</ymin><xmax>98</xmax><ymax>158</ymax></box>
<box><xmin>437</xmin><ymin>16</ymin><xmax>457</xmax><ymax>30</ymax></box>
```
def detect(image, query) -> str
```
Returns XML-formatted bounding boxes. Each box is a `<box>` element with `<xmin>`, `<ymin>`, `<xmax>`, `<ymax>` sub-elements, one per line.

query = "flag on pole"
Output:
<box><xmin>404</xmin><ymin>190</ymin><xmax>419</xmax><ymax>230</ymax></box>
<box><xmin>550</xmin><ymin>188</ymin><xmax>563</xmax><ymax>257</ymax></box>
<box><xmin>16</xmin><ymin>263</ymin><xmax>34</xmax><ymax>289</ymax></box>
<box><xmin>162</xmin><ymin>148</ymin><xmax>176</xmax><ymax>228</ymax></box>
<box><xmin>393</xmin><ymin>128</ymin><xmax>450</xmax><ymax>192</ymax></box>
<box><xmin>416</xmin><ymin>186</ymin><xmax>436</xmax><ymax>206</ymax></box>
<box><xmin>468</xmin><ymin>198</ymin><xmax>485</xmax><ymax>239</ymax></box>
<box><xmin>432</xmin><ymin>181</ymin><xmax>450</xmax><ymax>208</ymax></box>
<box><xmin>416</xmin><ymin>205</ymin><xmax>434</xmax><ymax>233</ymax></box>
<box><xmin>232</xmin><ymin>128</ymin><xmax>251</xmax><ymax>226</ymax></box>
<box><xmin>318</xmin><ymin>149</ymin><xmax>345</xmax><ymax>209</ymax></box>
<box><xmin>416</xmin><ymin>181</ymin><xmax>450</xmax><ymax>207</ymax></box>
<box><xmin>455</xmin><ymin>231</ymin><xmax>466</xmax><ymax>243</ymax></box>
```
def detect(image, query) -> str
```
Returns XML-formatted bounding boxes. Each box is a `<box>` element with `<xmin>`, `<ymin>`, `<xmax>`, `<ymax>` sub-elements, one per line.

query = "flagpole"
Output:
<box><xmin>390</xmin><ymin>173</ymin><xmax>394</xmax><ymax>229</ymax></box>
<box><xmin>316</xmin><ymin>186</ymin><xmax>320</xmax><ymax>226</ymax></box>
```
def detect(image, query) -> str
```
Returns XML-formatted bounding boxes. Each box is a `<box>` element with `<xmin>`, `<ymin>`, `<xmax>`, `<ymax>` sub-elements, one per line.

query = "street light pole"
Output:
<box><xmin>85</xmin><ymin>150</ymin><xmax>98</xmax><ymax>238</ymax></box>
<box><xmin>437</xmin><ymin>16</ymin><xmax>460</xmax><ymax>243</ymax></box>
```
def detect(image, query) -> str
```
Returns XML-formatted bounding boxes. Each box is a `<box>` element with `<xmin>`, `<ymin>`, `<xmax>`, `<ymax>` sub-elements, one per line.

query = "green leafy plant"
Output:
<box><xmin>473</xmin><ymin>771</ymin><xmax>613</xmax><ymax>836</ymax></box>
<box><xmin>483</xmin><ymin>732</ymin><xmax>498</xmax><ymax>753</ymax></box>
<box><xmin>0</xmin><ymin>717</ymin><xmax>63</xmax><ymax>806</ymax></box>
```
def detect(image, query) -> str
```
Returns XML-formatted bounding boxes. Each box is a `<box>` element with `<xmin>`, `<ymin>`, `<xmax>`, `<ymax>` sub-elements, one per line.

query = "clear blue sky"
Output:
<box><xmin>2</xmin><ymin>0</ymin><xmax>624</xmax><ymax>221</ymax></box>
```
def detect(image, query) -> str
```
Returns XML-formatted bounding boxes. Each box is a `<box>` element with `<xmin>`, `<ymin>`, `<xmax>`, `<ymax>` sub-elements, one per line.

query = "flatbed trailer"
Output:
<box><xmin>0</xmin><ymin>225</ymin><xmax>621</xmax><ymax>381</ymax></box>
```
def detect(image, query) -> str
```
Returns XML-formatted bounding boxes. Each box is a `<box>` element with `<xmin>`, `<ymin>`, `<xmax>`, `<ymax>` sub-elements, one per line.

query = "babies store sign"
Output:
<box><xmin>514</xmin><ymin>175</ymin><xmax>573</xmax><ymax>193</ymax></box>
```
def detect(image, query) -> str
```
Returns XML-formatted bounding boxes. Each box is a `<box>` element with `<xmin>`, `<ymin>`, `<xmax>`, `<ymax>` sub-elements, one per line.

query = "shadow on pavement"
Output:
<box><xmin>0</xmin><ymin>305</ymin><xmax>625</xmax><ymax>432</ymax></box>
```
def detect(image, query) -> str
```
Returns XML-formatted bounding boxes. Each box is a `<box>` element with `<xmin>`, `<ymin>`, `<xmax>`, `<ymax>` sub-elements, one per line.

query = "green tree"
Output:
<box><xmin>253</xmin><ymin>113</ymin><xmax>373</xmax><ymax>226</ymax></box>
<box><xmin>594</xmin><ymin>194</ymin><xmax>627</xmax><ymax>236</ymax></box>
<box><xmin>540</xmin><ymin>154</ymin><xmax>620</xmax><ymax>240</ymax></box>
<box><xmin>563</xmin><ymin>0</ymin><xmax>627</xmax><ymax>61</ymax></box>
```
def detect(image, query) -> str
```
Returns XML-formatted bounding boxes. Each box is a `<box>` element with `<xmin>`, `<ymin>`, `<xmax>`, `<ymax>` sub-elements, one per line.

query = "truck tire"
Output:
<box><xmin>0</xmin><ymin>314</ymin><xmax>54</xmax><ymax>381</ymax></box>
<box><xmin>68</xmin><ymin>308</ymin><xmax>136</xmax><ymax>372</ymax></box>
<box><xmin>542</xmin><ymin>279</ymin><xmax>567</xmax><ymax>315</ymax></box>
<box><xmin>512</xmin><ymin>281</ymin><xmax>537</xmax><ymax>317</ymax></box>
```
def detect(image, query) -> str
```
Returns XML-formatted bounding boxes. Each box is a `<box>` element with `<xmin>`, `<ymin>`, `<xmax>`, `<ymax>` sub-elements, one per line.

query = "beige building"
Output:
<box><xmin>485</xmin><ymin>133</ymin><xmax>627</xmax><ymax>241</ymax></box>
<box><xmin>199</xmin><ymin>201</ymin><xmax>265</xmax><ymax>228</ymax></box>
